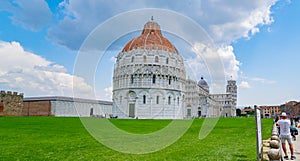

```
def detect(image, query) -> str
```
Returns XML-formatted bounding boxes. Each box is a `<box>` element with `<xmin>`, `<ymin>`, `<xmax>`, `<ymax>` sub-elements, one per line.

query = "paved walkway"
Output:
<box><xmin>282</xmin><ymin>134</ymin><xmax>300</xmax><ymax>160</ymax></box>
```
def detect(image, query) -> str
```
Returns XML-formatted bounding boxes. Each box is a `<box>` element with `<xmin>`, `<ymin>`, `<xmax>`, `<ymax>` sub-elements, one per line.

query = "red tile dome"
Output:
<box><xmin>122</xmin><ymin>19</ymin><xmax>177</xmax><ymax>53</ymax></box>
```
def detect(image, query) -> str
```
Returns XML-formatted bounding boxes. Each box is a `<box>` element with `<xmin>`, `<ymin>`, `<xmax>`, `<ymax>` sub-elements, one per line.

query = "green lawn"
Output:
<box><xmin>0</xmin><ymin>117</ymin><xmax>273</xmax><ymax>160</ymax></box>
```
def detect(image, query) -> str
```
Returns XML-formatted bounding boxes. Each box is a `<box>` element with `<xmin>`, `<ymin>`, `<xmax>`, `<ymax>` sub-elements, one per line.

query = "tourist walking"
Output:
<box><xmin>277</xmin><ymin>112</ymin><xmax>296</xmax><ymax>160</ymax></box>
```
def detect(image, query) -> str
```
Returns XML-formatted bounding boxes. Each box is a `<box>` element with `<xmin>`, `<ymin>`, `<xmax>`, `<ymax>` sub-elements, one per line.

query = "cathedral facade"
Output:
<box><xmin>112</xmin><ymin>19</ymin><xmax>237</xmax><ymax>119</ymax></box>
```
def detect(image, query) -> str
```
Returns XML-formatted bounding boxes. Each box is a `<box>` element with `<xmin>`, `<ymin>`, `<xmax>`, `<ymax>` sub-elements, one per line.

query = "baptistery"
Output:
<box><xmin>112</xmin><ymin>19</ymin><xmax>186</xmax><ymax>119</ymax></box>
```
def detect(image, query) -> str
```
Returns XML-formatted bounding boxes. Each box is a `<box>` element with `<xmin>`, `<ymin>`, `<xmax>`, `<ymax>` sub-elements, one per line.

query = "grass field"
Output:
<box><xmin>0</xmin><ymin>117</ymin><xmax>273</xmax><ymax>160</ymax></box>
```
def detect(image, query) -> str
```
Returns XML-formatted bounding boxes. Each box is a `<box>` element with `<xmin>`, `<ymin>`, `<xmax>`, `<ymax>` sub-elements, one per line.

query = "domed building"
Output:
<box><xmin>112</xmin><ymin>19</ymin><xmax>237</xmax><ymax>119</ymax></box>
<box><xmin>198</xmin><ymin>76</ymin><xmax>209</xmax><ymax>92</ymax></box>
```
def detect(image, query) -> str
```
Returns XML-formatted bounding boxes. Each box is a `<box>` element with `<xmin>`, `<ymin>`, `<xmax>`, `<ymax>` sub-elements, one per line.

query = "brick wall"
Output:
<box><xmin>23</xmin><ymin>101</ymin><xmax>52</xmax><ymax>116</ymax></box>
<box><xmin>0</xmin><ymin>104</ymin><xmax>3</xmax><ymax>116</ymax></box>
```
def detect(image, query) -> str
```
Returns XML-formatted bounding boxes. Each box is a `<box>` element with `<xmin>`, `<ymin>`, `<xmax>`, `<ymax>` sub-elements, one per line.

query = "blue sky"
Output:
<box><xmin>0</xmin><ymin>0</ymin><xmax>299</xmax><ymax>107</ymax></box>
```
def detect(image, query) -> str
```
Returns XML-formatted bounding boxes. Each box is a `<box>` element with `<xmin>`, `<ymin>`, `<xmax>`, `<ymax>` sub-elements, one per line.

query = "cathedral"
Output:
<box><xmin>112</xmin><ymin>19</ymin><xmax>237</xmax><ymax>119</ymax></box>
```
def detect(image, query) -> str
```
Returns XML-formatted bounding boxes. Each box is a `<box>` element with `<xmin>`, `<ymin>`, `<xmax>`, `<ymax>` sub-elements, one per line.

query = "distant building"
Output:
<box><xmin>259</xmin><ymin>105</ymin><xmax>280</xmax><ymax>118</ymax></box>
<box><xmin>184</xmin><ymin>78</ymin><xmax>235</xmax><ymax>118</ymax></box>
<box><xmin>211</xmin><ymin>79</ymin><xmax>237</xmax><ymax>117</ymax></box>
<box><xmin>259</xmin><ymin>101</ymin><xmax>300</xmax><ymax>118</ymax></box>
<box><xmin>241</xmin><ymin>107</ymin><xmax>255</xmax><ymax>115</ymax></box>
<box><xmin>0</xmin><ymin>90</ymin><xmax>23</xmax><ymax>116</ymax></box>
<box><xmin>280</xmin><ymin>101</ymin><xmax>299</xmax><ymax>117</ymax></box>
<box><xmin>293</xmin><ymin>102</ymin><xmax>300</xmax><ymax>117</ymax></box>
<box><xmin>23</xmin><ymin>96</ymin><xmax>112</xmax><ymax>117</ymax></box>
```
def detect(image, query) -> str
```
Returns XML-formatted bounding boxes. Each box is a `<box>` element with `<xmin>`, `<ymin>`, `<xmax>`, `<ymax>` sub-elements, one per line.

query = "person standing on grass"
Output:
<box><xmin>277</xmin><ymin>112</ymin><xmax>296</xmax><ymax>160</ymax></box>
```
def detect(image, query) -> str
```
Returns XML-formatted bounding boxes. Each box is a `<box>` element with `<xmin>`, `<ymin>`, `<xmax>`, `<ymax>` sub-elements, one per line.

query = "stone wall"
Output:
<box><xmin>267</xmin><ymin>124</ymin><xmax>281</xmax><ymax>160</ymax></box>
<box><xmin>0</xmin><ymin>90</ymin><xmax>24</xmax><ymax>116</ymax></box>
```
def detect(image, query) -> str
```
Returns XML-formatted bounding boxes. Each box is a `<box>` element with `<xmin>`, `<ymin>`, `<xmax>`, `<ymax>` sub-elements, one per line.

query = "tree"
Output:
<box><xmin>236</xmin><ymin>108</ymin><xmax>241</xmax><ymax>116</ymax></box>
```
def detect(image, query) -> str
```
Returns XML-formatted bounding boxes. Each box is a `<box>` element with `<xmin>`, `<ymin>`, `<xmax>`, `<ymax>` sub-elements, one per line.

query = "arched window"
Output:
<box><xmin>152</xmin><ymin>75</ymin><xmax>156</xmax><ymax>84</ymax></box>
<box><xmin>177</xmin><ymin>97</ymin><xmax>179</xmax><ymax>105</ymax></box>
<box><xmin>168</xmin><ymin>77</ymin><xmax>171</xmax><ymax>85</ymax></box>
<box><xmin>143</xmin><ymin>95</ymin><xmax>146</xmax><ymax>104</ymax></box>
<box><xmin>131</xmin><ymin>56</ymin><xmax>134</xmax><ymax>62</ymax></box>
<box><xmin>198</xmin><ymin>107</ymin><xmax>201</xmax><ymax>117</ymax></box>
<box><xmin>156</xmin><ymin>96</ymin><xmax>159</xmax><ymax>104</ymax></box>
<box><xmin>168</xmin><ymin>96</ymin><xmax>171</xmax><ymax>105</ymax></box>
<box><xmin>187</xmin><ymin>109</ymin><xmax>191</xmax><ymax>117</ymax></box>
<box><xmin>143</xmin><ymin>55</ymin><xmax>147</xmax><ymax>63</ymax></box>
<box><xmin>155</xmin><ymin>56</ymin><xmax>159</xmax><ymax>63</ymax></box>
<box><xmin>166</xmin><ymin>58</ymin><xmax>169</xmax><ymax>64</ymax></box>
<box><xmin>131</xmin><ymin>75</ymin><xmax>134</xmax><ymax>84</ymax></box>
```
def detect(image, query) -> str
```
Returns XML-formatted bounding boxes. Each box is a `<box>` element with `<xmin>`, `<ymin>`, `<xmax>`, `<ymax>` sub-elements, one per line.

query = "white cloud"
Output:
<box><xmin>239</xmin><ymin>81</ymin><xmax>251</xmax><ymax>89</ymax></box>
<box><xmin>0</xmin><ymin>41</ymin><xmax>93</xmax><ymax>98</ymax></box>
<box><xmin>104</xmin><ymin>86</ymin><xmax>113</xmax><ymax>99</ymax></box>
<box><xmin>110</xmin><ymin>56</ymin><xmax>116</xmax><ymax>62</ymax></box>
<box><xmin>251</xmin><ymin>77</ymin><xmax>276</xmax><ymax>84</ymax></box>
<box><xmin>187</xmin><ymin>43</ymin><xmax>240</xmax><ymax>93</ymax></box>
<box><xmin>206</xmin><ymin>1</ymin><xmax>276</xmax><ymax>43</ymax></box>
<box><xmin>94</xmin><ymin>86</ymin><xmax>113</xmax><ymax>101</ymax></box>
<box><xmin>216</xmin><ymin>45</ymin><xmax>240</xmax><ymax>79</ymax></box>
<box><xmin>189</xmin><ymin>43</ymin><xmax>240</xmax><ymax>80</ymax></box>
<box><xmin>239</xmin><ymin>73</ymin><xmax>277</xmax><ymax>84</ymax></box>
<box><xmin>47</xmin><ymin>0</ymin><xmax>279</xmax><ymax>50</ymax></box>
<box><xmin>0</xmin><ymin>0</ymin><xmax>52</xmax><ymax>31</ymax></box>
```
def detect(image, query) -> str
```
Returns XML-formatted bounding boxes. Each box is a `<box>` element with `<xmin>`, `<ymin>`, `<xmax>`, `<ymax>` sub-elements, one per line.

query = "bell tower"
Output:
<box><xmin>226</xmin><ymin>79</ymin><xmax>237</xmax><ymax>116</ymax></box>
